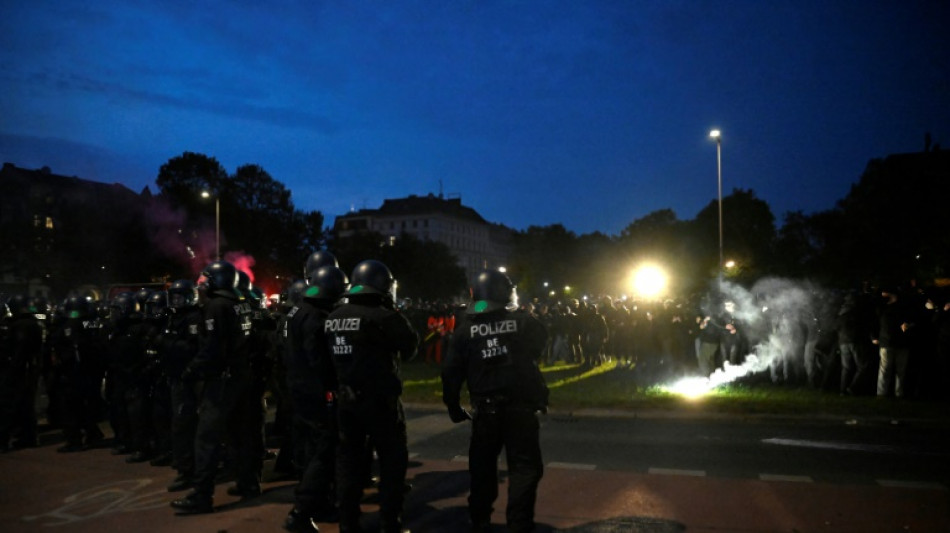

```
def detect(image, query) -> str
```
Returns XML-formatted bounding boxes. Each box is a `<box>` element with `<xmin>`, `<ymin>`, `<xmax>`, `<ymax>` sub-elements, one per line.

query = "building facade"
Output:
<box><xmin>333</xmin><ymin>193</ymin><xmax>513</xmax><ymax>285</ymax></box>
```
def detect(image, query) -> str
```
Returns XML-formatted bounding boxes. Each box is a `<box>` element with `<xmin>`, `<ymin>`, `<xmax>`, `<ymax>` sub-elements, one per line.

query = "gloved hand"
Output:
<box><xmin>447</xmin><ymin>405</ymin><xmax>472</xmax><ymax>423</ymax></box>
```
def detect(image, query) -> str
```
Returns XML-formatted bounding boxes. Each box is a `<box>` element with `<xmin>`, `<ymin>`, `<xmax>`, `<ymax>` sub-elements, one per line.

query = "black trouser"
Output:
<box><xmin>126</xmin><ymin>380</ymin><xmax>153</xmax><ymax>454</ymax></box>
<box><xmin>293</xmin><ymin>396</ymin><xmax>338</xmax><ymax>517</ymax></box>
<box><xmin>58</xmin><ymin>370</ymin><xmax>102</xmax><ymax>446</ymax></box>
<box><xmin>469</xmin><ymin>403</ymin><xmax>543</xmax><ymax>533</ymax></box>
<box><xmin>0</xmin><ymin>369</ymin><xmax>38</xmax><ymax>447</ymax></box>
<box><xmin>192</xmin><ymin>374</ymin><xmax>260</xmax><ymax>497</ymax></box>
<box><xmin>151</xmin><ymin>377</ymin><xmax>172</xmax><ymax>456</ymax></box>
<box><xmin>170</xmin><ymin>379</ymin><xmax>199</xmax><ymax>475</ymax></box>
<box><xmin>107</xmin><ymin>370</ymin><xmax>132</xmax><ymax>448</ymax></box>
<box><xmin>336</xmin><ymin>394</ymin><xmax>407</xmax><ymax>533</ymax></box>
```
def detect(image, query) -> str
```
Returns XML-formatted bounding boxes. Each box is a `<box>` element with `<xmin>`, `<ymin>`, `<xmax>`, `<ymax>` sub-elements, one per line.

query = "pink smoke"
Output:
<box><xmin>227</xmin><ymin>251</ymin><xmax>256</xmax><ymax>284</ymax></box>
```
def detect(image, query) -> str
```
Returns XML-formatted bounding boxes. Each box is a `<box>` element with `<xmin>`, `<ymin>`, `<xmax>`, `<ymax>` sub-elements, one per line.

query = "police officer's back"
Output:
<box><xmin>326</xmin><ymin>259</ymin><xmax>417</xmax><ymax>533</ymax></box>
<box><xmin>284</xmin><ymin>262</ymin><xmax>348</xmax><ymax>532</ymax></box>
<box><xmin>442</xmin><ymin>269</ymin><xmax>549</xmax><ymax>533</ymax></box>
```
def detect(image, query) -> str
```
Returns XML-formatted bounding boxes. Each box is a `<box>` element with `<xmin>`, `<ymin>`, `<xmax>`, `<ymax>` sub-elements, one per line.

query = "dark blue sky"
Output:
<box><xmin>2</xmin><ymin>1</ymin><xmax>947</xmax><ymax>236</ymax></box>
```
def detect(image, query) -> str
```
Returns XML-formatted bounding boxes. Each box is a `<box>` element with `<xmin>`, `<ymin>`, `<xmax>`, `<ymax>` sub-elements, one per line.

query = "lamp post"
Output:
<box><xmin>709</xmin><ymin>129</ymin><xmax>723</xmax><ymax>290</ymax></box>
<box><xmin>201</xmin><ymin>190</ymin><xmax>220</xmax><ymax>260</ymax></box>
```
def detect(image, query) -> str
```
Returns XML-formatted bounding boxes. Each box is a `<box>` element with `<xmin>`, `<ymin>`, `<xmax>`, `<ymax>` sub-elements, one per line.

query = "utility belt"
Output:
<box><xmin>472</xmin><ymin>394</ymin><xmax>511</xmax><ymax>415</ymax></box>
<box><xmin>472</xmin><ymin>394</ymin><xmax>543</xmax><ymax>415</ymax></box>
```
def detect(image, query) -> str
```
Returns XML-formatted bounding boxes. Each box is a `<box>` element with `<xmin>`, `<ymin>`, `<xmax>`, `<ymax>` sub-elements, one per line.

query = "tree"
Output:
<box><xmin>509</xmin><ymin>224</ymin><xmax>579</xmax><ymax>301</ymax></box>
<box><xmin>691</xmin><ymin>188</ymin><xmax>776</xmax><ymax>284</ymax></box>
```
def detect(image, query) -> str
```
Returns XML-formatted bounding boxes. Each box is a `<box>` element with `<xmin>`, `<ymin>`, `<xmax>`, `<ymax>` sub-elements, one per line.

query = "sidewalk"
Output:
<box><xmin>2</xmin><ymin>425</ymin><xmax>947</xmax><ymax>533</ymax></box>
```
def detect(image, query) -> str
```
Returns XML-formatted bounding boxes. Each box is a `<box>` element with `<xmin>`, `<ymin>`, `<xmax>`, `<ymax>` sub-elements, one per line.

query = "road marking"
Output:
<box><xmin>762</xmin><ymin>438</ymin><xmax>900</xmax><ymax>453</ymax></box>
<box><xmin>648</xmin><ymin>467</ymin><xmax>706</xmax><ymax>477</ymax></box>
<box><xmin>451</xmin><ymin>455</ymin><xmax>469</xmax><ymax>463</ymax></box>
<box><xmin>22</xmin><ymin>479</ymin><xmax>167</xmax><ymax>526</ymax></box>
<box><xmin>877</xmin><ymin>479</ymin><xmax>947</xmax><ymax>490</ymax></box>
<box><xmin>759</xmin><ymin>474</ymin><xmax>813</xmax><ymax>483</ymax></box>
<box><xmin>548</xmin><ymin>461</ymin><xmax>596</xmax><ymax>470</ymax></box>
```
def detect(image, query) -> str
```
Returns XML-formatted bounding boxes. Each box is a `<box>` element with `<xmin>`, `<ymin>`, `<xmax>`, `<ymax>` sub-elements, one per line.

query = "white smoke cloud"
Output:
<box><xmin>667</xmin><ymin>277</ymin><xmax>834</xmax><ymax>397</ymax></box>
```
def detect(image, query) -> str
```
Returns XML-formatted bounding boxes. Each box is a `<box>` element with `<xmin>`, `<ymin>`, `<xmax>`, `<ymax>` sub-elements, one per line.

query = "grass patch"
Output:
<box><xmin>399</xmin><ymin>359</ymin><xmax>950</xmax><ymax>420</ymax></box>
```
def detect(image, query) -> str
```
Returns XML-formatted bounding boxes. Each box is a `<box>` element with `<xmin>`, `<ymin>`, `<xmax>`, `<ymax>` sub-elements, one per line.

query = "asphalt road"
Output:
<box><xmin>1</xmin><ymin>406</ymin><xmax>948</xmax><ymax>532</ymax></box>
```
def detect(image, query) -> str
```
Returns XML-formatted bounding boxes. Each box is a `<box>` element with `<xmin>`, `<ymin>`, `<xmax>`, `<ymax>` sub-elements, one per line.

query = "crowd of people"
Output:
<box><xmin>409</xmin><ymin>281</ymin><xmax>950</xmax><ymax>400</ymax></box>
<box><xmin>4</xmin><ymin>265</ymin><xmax>950</xmax><ymax>532</ymax></box>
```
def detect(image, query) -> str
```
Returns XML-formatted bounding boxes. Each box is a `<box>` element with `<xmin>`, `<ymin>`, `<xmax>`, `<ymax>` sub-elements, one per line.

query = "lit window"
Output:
<box><xmin>45</xmin><ymin>217</ymin><xmax>54</xmax><ymax>229</ymax></box>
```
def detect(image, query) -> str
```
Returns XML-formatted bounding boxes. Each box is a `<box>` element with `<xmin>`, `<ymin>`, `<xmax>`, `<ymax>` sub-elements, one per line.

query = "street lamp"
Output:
<box><xmin>201</xmin><ymin>190</ymin><xmax>220</xmax><ymax>260</ymax></box>
<box><xmin>709</xmin><ymin>129</ymin><xmax>723</xmax><ymax>290</ymax></box>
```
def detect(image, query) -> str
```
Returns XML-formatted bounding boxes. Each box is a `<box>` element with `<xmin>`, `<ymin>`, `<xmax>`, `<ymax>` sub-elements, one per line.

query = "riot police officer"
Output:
<box><xmin>0</xmin><ymin>294</ymin><xmax>45</xmax><ymax>450</ymax></box>
<box><xmin>50</xmin><ymin>295</ymin><xmax>107</xmax><ymax>452</ymax></box>
<box><xmin>105</xmin><ymin>291</ymin><xmax>145</xmax><ymax>455</ymax></box>
<box><xmin>284</xmin><ymin>264</ymin><xmax>348</xmax><ymax>532</ymax></box>
<box><xmin>171</xmin><ymin>260</ymin><xmax>255</xmax><ymax>515</ymax></box>
<box><xmin>162</xmin><ymin>280</ymin><xmax>204</xmax><ymax>492</ymax></box>
<box><xmin>442</xmin><ymin>270</ymin><xmax>549</xmax><ymax>533</ymax></box>
<box><xmin>228</xmin><ymin>271</ymin><xmax>272</xmax><ymax>498</ymax></box>
<box><xmin>326</xmin><ymin>259</ymin><xmax>418</xmax><ymax>533</ymax></box>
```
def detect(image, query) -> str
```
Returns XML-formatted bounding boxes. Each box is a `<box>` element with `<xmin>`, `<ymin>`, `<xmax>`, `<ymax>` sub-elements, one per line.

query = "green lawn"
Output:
<box><xmin>400</xmin><ymin>359</ymin><xmax>950</xmax><ymax>421</ymax></box>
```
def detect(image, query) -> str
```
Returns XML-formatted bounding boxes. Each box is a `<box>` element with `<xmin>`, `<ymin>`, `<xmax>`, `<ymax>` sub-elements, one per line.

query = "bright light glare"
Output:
<box><xmin>631</xmin><ymin>265</ymin><xmax>667</xmax><ymax>298</ymax></box>
<box><xmin>664</xmin><ymin>377</ymin><xmax>712</xmax><ymax>399</ymax></box>
<box><xmin>709</xmin><ymin>129</ymin><xmax>721</xmax><ymax>139</ymax></box>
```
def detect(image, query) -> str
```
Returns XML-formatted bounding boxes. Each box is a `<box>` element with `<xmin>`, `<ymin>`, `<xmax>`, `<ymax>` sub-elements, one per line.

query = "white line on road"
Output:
<box><xmin>759</xmin><ymin>474</ymin><xmax>813</xmax><ymax>483</ymax></box>
<box><xmin>762</xmin><ymin>438</ymin><xmax>901</xmax><ymax>453</ymax></box>
<box><xmin>648</xmin><ymin>467</ymin><xmax>706</xmax><ymax>477</ymax></box>
<box><xmin>547</xmin><ymin>462</ymin><xmax>596</xmax><ymax>470</ymax></box>
<box><xmin>877</xmin><ymin>479</ymin><xmax>947</xmax><ymax>490</ymax></box>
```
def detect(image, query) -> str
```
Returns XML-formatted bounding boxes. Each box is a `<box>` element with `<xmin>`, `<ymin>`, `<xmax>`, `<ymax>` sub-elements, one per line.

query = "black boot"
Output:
<box><xmin>170</xmin><ymin>492</ymin><xmax>213</xmax><ymax>515</ymax></box>
<box><xmin>226</xmin><ymin>483</ymin><xmax>262</xmax><ymax>499</ymax></box>
<box><xmin>284</xmin><ymin>508</ymin><xmax>320</xmax><ymax>532</ymax></box>
<box><xmin>167</xmin><ymin>473</ymin><xmax>193</xmax><ymax>492</ymax></box>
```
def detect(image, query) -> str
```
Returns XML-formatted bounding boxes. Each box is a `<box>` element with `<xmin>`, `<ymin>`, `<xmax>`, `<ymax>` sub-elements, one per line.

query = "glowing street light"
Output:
<box><xmin>201</xmin><ymin>190</ymin><xmax>220</xmax><ymax>260</ymax></box>
<box><xmin>709</xmin><ymin>129</ymin><xmax>723</xmax><ymax>290</ymax></box>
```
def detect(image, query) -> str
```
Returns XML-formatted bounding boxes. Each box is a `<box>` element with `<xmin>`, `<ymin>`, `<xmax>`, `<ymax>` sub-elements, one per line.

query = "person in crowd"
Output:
<box><xmin>873</xmin><ymin>286</ymin><xmax>914</xmax><ymax>398</ymax></box>
<box><xmin>442</xmin><ymin>269</ymin><xmax>549</xmax><ymax>533</ymax></box>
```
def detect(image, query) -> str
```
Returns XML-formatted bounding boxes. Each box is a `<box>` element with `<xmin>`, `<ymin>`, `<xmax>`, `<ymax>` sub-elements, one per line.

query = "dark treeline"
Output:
<box><xmin>6</xmin><ymin>147</ymin><xmax>948</xmax><ymax>301</ymax></box>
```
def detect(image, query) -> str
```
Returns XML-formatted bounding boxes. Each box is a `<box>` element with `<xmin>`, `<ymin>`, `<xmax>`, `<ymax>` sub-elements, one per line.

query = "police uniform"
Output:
<box><xmin>161</xmin><ymin>290</ymin><xmax>203</xmax><ymax>490</ymax></box>
<box><xmin>326</xmin><ymin>261</ymin><xmax>418</xmax><ymax>533</ymax></box>
<box><xmin>171</xmin><ymin>262</ymin><xmax>255</xmax><ymax>514</ymax></box>
<box><xmin>442</xmin><ymin>271</ymin><xmax>549</xmax><ymax>533</ymax></box>
<box><xmin>0</xmin><ymin>297</ymin><xmax>45</xmax><ymax>450</ymax></box>
<box><xmin>285</xmin><ymin>290</ymin><xmax>340</xmax><ymax>529</ymax></box>
<box><xmin>52</xmin><ymin>300</ymin><xmax>107</xmax><ymax>452</ymax></box>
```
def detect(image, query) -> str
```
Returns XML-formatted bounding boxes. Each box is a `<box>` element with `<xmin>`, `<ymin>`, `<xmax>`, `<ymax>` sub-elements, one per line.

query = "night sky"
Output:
<box><xmin>2</xmin><ymin>1</ymin><xmax>948</xmax><ymax>236</ymax></box>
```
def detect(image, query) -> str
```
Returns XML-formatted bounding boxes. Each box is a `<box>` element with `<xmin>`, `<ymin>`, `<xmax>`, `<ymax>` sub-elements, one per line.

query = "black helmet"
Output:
<box><xmin>348</xmin><ymin>260</ymin><xmax>394</xmax><ymax>300</ymax></box>
<box><xmin>111</xmin><ymin>292</ymin><xmax>139</xmax><ymax>320</ymax></box>
<box><xmin>304</xmin><ymin>250</ymin><xmax>339</xmax><ymax>279</ymax></box>
<box><xmin>285</xmin><ymin>279</ymin><xmax>308</xmax><ymax>307</ymax></box>
<box><xmin>200</xmin><ymin>261</ymin><xmax>238</xmax><ymax>292</ymax></box>
<box><xmin>144</xmin><ymin>291</ymin><xmax>168</xmax><ymax>320</ymax></box>
<box><xmin>134</xmin><ymin>288</ymin><xmax>153</xmax><ymax>306</ymax></box>
<box><xmin>468</xmin><ymin>270</ymin><xmax>517</xmax><ymax>314</ymax></box>
<box><xmin>305</xmin><ymin>266</ymin><xmax>349</xmax><ymax>301</ymax></box>
<box><xmin>168</xmin><ymin>279</ymin><xmax>198</xmax><ymax>309</ymax></box>
<box><xmin>6</xmin><ymin>294</ymin><xmax>32</xmax><ymax>318</ymax></box>
<box><xmin>64</xmin><ymin>295</ymin><xmax>94</xmax><ymax>319</ymax></box>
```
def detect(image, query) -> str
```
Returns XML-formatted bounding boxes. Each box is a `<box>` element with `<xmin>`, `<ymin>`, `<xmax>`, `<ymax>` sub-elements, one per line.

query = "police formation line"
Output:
<box><xmin>0</xmin><ymin>252</ymin><xmax>548</xmax><ymax>533</ymax></box>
